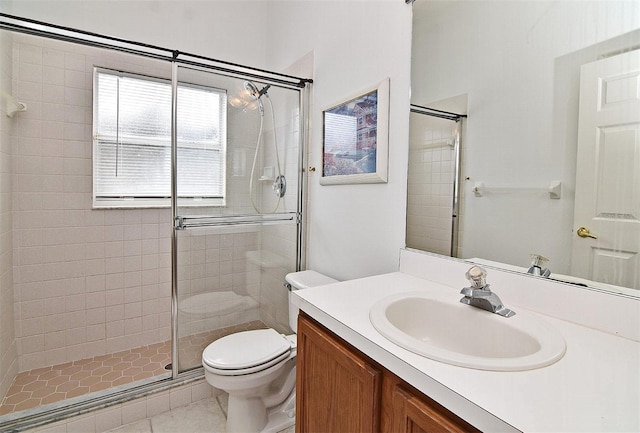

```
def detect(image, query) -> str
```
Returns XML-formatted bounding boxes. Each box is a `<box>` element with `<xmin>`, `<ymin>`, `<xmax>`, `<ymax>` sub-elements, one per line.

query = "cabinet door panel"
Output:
<box><xmin>392</xmin><ymin>385</ymin><xmax>480</xmax><ymax>433</ymax></box>
<box><xmin>296</xmin><ymin>314</ymin><xmax>381</xmax><ymax>433</ymax></box>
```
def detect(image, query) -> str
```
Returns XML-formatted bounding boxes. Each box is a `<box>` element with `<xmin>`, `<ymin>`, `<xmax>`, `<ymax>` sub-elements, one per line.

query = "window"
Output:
<box><xmin>93</xmin><ymin>68</ymin><xmax>227</xmax><ymax>208</ymax></box>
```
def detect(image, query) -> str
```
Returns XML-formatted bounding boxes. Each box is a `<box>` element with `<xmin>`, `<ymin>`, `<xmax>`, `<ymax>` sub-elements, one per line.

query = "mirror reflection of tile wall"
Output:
<box><xmin>406</xmin><ymin>114</ymin><xmax>456</xmax><ymax>256</ymax></box>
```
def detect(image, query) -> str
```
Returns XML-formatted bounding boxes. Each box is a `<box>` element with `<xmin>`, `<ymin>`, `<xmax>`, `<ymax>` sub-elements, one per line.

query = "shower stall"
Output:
<box><xmin>0</xmin><ymin>14</ymin><xmax>310</xmax><ymax>431</ymax></box>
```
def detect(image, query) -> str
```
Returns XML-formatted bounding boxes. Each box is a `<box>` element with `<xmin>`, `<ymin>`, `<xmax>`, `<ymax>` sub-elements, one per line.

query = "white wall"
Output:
<box><xmin>266</xmin><ymin>1</ymin><xmax>413</xmax><ymax>281</ymax></box>
<box><xmin>8</xmin><ymin>0</ymin><xmax>269</xmax><ymax>69</ymax></box>
<box><xmin>412</xmin><ymin>0</ymin><xmax>640</xmax><ymax>273</ymax></box>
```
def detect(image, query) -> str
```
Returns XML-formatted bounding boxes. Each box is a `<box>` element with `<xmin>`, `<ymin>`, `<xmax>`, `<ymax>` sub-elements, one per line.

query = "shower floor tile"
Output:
<box><xmin>0</xmin><ymin>320</ymin><xmax>266</xmax><ymax>417</ymax></box>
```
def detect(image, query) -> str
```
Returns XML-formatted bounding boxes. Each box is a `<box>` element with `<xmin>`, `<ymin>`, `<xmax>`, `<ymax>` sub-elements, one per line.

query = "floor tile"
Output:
<box><xmin>106</xmin><ymin>396</ymin><xmax>296</xmax><ymax>433</ymax></box>
<box><xmin>106</xmin><ymin>419</ymin><xmax>152</xmax><ymax>433</ymax></box>
<box><xmin>150</xmin><ymin>398</ymin><xmax>225</xmax><ymax>433</ymax></box>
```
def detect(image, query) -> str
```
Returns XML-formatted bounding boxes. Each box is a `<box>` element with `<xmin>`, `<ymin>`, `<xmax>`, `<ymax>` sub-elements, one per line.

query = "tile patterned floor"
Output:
<box><xmin>0</xmin><ymin>321</ymin><xmax>266</xmax><ymax>416</ymax></box>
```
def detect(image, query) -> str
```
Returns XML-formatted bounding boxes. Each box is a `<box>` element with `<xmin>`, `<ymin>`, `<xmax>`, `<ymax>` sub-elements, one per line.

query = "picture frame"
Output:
<box><xmin>320</xmin><ymin>78</ymin><xmax>389</xmax><ymax>185</ymax></box>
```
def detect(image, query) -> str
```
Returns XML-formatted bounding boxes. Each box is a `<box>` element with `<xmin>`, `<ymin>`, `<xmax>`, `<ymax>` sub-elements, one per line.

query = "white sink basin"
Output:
<box><xmin>370</xmin><ymin>291</ymin><xmax>566</xmax><ymax>371</ymax></box>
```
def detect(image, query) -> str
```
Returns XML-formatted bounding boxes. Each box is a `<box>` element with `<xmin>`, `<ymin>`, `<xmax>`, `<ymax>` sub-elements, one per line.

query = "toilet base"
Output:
<box><xmin>262</xmin><ymin>390</ymin><xmax>296</xmax><ymax>433</ymax></box>
<box><xmin>225</xmin><ymin>389</ymin><xmax>295</xmax><ymax>433</ymax></box>
<box><xmin>227</xmin><ymin>394</ymin><xmax>267</xmax><ymax>432</ymax></box>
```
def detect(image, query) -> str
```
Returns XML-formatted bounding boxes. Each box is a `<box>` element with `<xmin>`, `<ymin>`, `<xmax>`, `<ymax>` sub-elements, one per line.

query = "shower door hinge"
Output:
<box><xmin>174</xmin><ymin>216</ymin><xmax>185</xmax><ymax>230</ymax></box>
<box><xmin>296</xmin><ymin>212</ymin><xmax>302</xmax><ymax>224</ymax></box>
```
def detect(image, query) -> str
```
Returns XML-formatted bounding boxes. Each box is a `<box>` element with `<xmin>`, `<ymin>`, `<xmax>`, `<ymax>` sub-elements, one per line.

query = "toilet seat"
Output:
<box><xmin>202</xmin><ymin>329</ymin><xmax>292</xmax><ymax>376</ymax></box>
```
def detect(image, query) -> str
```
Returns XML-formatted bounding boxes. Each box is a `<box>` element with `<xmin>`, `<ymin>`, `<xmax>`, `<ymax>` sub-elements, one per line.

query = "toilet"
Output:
<box><xmin>202</xmin><ymin>270</ymin><xmax>338</xmax><ymax>433</ymax></box>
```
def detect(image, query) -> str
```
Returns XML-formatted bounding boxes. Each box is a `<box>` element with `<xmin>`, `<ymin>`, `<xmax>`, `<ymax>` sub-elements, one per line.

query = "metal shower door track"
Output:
<box><xmin>0</xmin><ymin>13</ymin><xmax>312</xmax><ymax>89</ymax></box>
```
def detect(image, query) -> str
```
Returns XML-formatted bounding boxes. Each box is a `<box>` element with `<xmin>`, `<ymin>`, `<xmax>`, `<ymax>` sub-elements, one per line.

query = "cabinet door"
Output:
<box><xmin>390</xmin><ymin>384</ymin><xmax>480</xmax><ymax>433</ymax></box>
<box><xmin>296</xmin><ymin>313</ymin><xmax>382</xmax><ymax>433</ymax></box>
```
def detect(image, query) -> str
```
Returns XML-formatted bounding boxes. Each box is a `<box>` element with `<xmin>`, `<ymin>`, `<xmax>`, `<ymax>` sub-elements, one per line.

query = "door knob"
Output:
<box><xmin>577</xmin><ymin>226</ymin><xmax>597</xmax><ymax>239</ymax></box>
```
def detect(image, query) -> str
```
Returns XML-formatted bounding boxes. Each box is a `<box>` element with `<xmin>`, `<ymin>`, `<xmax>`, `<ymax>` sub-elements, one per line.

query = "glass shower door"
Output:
<box><xmin>173</xmin><ymin>65</ymin><xmax>302</xmax><ymax>372</ymax></box>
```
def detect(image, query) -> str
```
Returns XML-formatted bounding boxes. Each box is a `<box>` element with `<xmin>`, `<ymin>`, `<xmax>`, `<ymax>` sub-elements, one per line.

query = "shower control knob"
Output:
<box><xmin>273</xmin><ymin>175</ymin><xmax>286</xmax><ymax>198</ymax></box>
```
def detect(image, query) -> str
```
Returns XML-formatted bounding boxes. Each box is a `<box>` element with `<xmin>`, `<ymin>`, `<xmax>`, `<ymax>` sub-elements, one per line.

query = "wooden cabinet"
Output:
<box><xmin>296</xmin><ymin>311</ymin><xmax>382</xmax><ymax>432</ymax></box>
<box><xmin>297</xmin><ymin>313</ymin><xmax>480</xmax><ymax>433</ymax></box>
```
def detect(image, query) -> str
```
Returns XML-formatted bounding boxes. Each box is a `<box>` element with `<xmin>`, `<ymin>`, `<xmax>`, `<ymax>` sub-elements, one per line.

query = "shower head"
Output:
<box><xmin>229</xmin><ymin>81</ymin><xmax>271</xmax><ymax>113</ymax></box>
<box><xmin>244</xmin><ymin>81</ymin><xmax>261</xmax><ymax>100</ymax></box>
<box><xmin>244</xmin><ymin>81</ymin><xmax>271</xmax><ymax>100</ymax></box>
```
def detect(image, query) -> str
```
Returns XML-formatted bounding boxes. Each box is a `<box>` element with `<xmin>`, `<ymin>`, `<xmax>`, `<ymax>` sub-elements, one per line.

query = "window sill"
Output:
<box><xmin>93</xmin><ymin>198</ymin><xmax>225</xmax><ymax>209</ymax></box>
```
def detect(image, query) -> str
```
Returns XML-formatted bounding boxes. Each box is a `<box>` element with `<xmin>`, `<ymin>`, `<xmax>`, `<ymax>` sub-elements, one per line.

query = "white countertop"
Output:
<box><xmin>292</xmin><ymin>271</ymin><xmax>640</xmax><ymax>432</ymax></box>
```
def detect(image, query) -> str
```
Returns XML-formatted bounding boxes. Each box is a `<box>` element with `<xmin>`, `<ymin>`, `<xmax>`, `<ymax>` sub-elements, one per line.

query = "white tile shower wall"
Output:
<box><xmin>0</xmin><ymin>30</ymin><xmax>18</xmax><ymax>402</ymax></box>
<box><xmin>11</xmin><ymin>34</ymin><xmax>174</xmax><ymax>372</ymax></box>
<box><xmin>406</xmin><ymin>121</ymin><xmax>456</xmax><ymax>256</ymax></box>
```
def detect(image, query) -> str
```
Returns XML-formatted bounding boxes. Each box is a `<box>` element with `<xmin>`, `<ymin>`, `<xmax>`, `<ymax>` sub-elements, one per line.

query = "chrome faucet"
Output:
<box><xmin>527</xmin><ymin>254</ymin><xmax>551</xmax><ymax>278</ymax></box>
<box><xmin>459</xmin><ymin>266</ymin><xmax>515</xmax><ymax>318</ymax></box>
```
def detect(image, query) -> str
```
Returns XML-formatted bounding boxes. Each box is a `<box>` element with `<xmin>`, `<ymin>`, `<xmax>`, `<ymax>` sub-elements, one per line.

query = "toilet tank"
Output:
<box><xmin>285</xmin><ymin>270</ymin><xmax>338</xmax><ymax>332</ymax></box>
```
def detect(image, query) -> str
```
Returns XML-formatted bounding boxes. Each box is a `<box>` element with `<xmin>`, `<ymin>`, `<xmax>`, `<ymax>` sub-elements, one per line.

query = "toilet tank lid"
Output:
<box><xmin>285</xmin><ymin>270</ymin><xmax>338</xmax><ymax>290</ymax></box>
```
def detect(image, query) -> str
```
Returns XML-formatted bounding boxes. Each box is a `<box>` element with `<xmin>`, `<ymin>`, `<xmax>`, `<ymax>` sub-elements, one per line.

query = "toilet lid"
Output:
<box><xmin>202</xmin><ymin>329</ymin><xmax>292</xmax><ymax>372</ymax></box>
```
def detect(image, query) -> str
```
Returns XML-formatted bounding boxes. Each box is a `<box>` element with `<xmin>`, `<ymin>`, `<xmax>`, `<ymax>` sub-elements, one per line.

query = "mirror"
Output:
<box><xmin>409</xmin><ymin>1</ymin><xmax>640</xmax><ymax>297</ymax></box>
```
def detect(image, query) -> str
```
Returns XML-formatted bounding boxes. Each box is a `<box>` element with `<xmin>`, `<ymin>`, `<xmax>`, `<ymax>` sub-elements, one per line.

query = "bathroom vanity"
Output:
<box><xmin>296</xmin><ymin>312</ymin><xmax>479</xmax><ymax>432</ymax></box>
<box><xmin>292</xmin><ymin>249</ymin><xmax>640</xmax><ymax>432</ymax></box>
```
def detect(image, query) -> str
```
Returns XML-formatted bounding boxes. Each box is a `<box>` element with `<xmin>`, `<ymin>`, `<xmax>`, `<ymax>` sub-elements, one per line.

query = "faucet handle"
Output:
<box><xmin>465</xmin><ymin>266</ymin><xmax>487</xmax><ymax>289</ymax></box>
<box><xmin>528</xmin><ymin>254</ymin><xmax>551</xmax><ymax>277</ymax></box>
<box><xmin>529</xmin><ymin>254</ymin><xmax>549</xmax><ymax>268</ymax></box>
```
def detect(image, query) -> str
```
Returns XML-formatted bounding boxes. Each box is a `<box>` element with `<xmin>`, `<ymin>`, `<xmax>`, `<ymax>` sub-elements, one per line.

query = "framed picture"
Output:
<box><xmin>320</xmin><ymin>78</ymin><xmax>389</xmax><ymax>185</ymax></box>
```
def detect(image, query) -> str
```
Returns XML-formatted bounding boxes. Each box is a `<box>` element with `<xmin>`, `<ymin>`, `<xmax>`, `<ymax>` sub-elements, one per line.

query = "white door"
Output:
<box><xmin>571</xmin><ymin>50</ymin><xmax>640</xmax><ymax>290</ymax></box>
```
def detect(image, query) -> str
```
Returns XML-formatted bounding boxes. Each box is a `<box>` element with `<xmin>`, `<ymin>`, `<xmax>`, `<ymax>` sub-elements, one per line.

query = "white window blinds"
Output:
<box><xmin>93</xmin><ymin>68</ymin><xmax>227</xmax><ymax>208</ymax></box>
